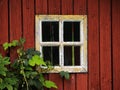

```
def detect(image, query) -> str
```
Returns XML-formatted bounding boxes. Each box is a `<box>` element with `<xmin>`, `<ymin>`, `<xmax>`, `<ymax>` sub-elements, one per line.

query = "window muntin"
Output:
<box><xmin>35</xmin><ymin>15</ymin><xmax>87</xmax><ymax>73</ymax></box>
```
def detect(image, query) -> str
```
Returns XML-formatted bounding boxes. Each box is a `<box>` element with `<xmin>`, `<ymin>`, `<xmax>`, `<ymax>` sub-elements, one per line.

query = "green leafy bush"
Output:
<box><xmin>1</xmin><ymin>38</ymin><xmax>57</xmax><ymax>90</ymax></box>
<box><xmin>0</xmin><ymin>54</ymin><xmax>18</xmax><ymax>90</ymax></box>
<box><xmin>0</xmin><ymin>38</ymin><xmax>70</xmax><ymax>90</ymax></box>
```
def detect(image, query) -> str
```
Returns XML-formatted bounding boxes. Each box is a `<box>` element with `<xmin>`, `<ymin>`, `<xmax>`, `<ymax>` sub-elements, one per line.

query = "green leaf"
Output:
<box><xmin>4</xmin><ymin>78</ymin><xmax>15</xmax><ymax>85</ymax></box>
<box><xmin>60</xmin><ymin>71</ymin><xmax>65</xmax><ymax>77</ymax></box>
<box><xmin>0</xmin><ymin>83</ymin><xmax>6</xmax><ymax>89</ymax></box>
<box><xmin>3</xmin><ymin>42</ymin><xmax>9</xmax><ymax>50</ymax></box>
<box><xmin>39</xmin><ymin>74</ymin><xmax>45</xmax><ymax>83</ymax></box>
<box><xmin>3</xmin><ymin>57</ymin><xmax>10</xmax><ymax>65</ymax></box>
<box><xmin>29</xmin><ymin>59</ymin><xmax>35</xmax><ymax>66</ymax></box>
<box><xmin>65</xmin><ymin>72</ymin><xmax>70</xmax><ymax>80</ymax></box>
<box><xmin>29</xmin><ymin>55</ymin><xmax>46</xmax><ymax>66</ymax></box>
<box><xmin>25</xmin><ymin>67</ymin><xmax>33</xmax><ymax>71</ymax></box>
<box><xmin>3</xmin><ymin>40</ymin><xmax>19</xmax><ymax>50</ymax></box>
<box><xmin>14</xmin><ymin>87</ymin><xmax>17</xmax><ymax>90</ymax></box>
<box><xmin>19</xmin><ymin>38</ymin><xmax>25</xmax><ymax>45</ymax></box>
<box><xmin>35</xmin><ymin>56</ymin><xmax>46</xmax><ymax>66</ymax></box>
<box><xmin>44</xmin><ymin>80</ymin><xmax>57</xmax><ymax>89</ymax></box>
<box><xmin>25</xmin><ymin>71</ymin><xmax>37</xmax><ymax>78</ymax></box>
<box><xmin>60</xmin><ymin>71</ymin><xmax>70</xmax><ymax>80</ymax></box>
<box><xmin>11</xmin><ymin>40</ymin><xmax>19</xmax><ymax>46</ymax></box>
<box><xmin>8</xmin><ymin>43</ymin><xmax>12</xmax><ymax>47</ymax></box>
<box><xmin>0</xmin><ymin>78</ymin><xmax>3</xmax><ymax>83</ymax></box>
<box><xmin>6</xmin><ymin>85</ymin><xmax>13</xmax><ymax>90</ymax></box>
<box><xmin>0</xmin><ymin>70</ymin><xmax>6</xmax><ymax>76</ymax></box>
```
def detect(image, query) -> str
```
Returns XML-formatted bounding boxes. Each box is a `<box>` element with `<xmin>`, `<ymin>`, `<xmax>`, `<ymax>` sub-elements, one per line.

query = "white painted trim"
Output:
<box><xmin>35</xmin><ymin>15</ymin><xmax>87</xmax><ymax>73</ymax></box>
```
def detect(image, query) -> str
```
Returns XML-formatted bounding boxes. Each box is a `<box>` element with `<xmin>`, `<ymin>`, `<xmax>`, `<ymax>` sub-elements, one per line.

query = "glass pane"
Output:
<box><xmin>74</xmin><ymin>46</ymin><xmax>80</xmax><ymax>65</ymax></box>
<box><xmin>42</xmin><ymin>21</ymin><xmax>59</xmax><ymax>42</ymax></box>
<box><xmin>64</xmin><ymin>46</ymin><xmax>80</xmax><ymax>66</ymax></box>
<box><xmin>42</xmin><ymin>46</ymin><xmax>59</xmax><ymax>66</ymax></box>
<box><xmin>64</xmin><ymin>21</ymin><xmax>80</xmax><ymax>42</ymax></box>
<box><xmin>64</xmin><ymin>46</ymin><xmax>72</xmax><ymax>66</ymax></box>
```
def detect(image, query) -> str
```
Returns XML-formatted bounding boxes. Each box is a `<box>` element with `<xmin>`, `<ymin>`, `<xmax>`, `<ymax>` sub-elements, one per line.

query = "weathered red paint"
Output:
<box><xmin>9</xmin><ymin>0</ymin><xmax>22</xmax><ymax>62</ymax></box>
<box><xmin>48</xmin><ymin>0</ymin><xmax>63</xmax><ymax>90</ymax></box>
<box><xmin>0</xmin><ymin>0</ymin><xmax>119</xmax><ymax>90</ymax></box>
<box><xmin>74</xmin><ymin>0</ymin><xmax>88</xmax><ymax>90</ymax></box>
<box><xmin>100</xmin><ymin>0</ymin><xmax>112</xmax><ymax>89</ymax></box>
<box><xmin>36</xmin><ymin>0</ymin><xmax>47</xmax><ymax>14</ymax></box>
<box><xmin>0</xmin><ymin>0</ymin><xmax>8</xmax><ymax>56</ymax></box>
<box><xmin>112</xmin><ymin>0</ymin><xmax>120</xmax><ymax>90</ymax></box>
<box><xmin>22</xmin><ymin>0</ymin><xmax>35</xmax><ymax>49</ymax></box>
<box><xmin>88</xmin><ymin>0</ymin><xmax>100</xmax><ymax>89</ymax></box>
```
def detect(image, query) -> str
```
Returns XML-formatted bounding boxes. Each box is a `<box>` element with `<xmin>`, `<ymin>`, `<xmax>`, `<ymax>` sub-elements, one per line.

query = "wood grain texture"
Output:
<box><xmin>22</xmin><ymin>0</ymin><xmax>35</xmax><ymax>49</ymax></box>
<box><xmin>61</xmin><ymin>0</ymin><xmax>73</xmax><ymax>15</ymax></box>
<box><xmin>48</xmin><ymin>0</ymin><xmax>63</xmax><ymax>90</ymax></box>
<box><xmin>9</xmin><ymin>0</ymin><xmax>22</xmax><ymax>40</ymax></box>
<box><xmin>48</xmin><ymin>0</ymin><xmax>60</xmax><ymax>14</ymax></box>
<box><xmin>61</xmin><ymin>0</ymin><xmax>76</xmax><ymax>90</ymax></box>
<box><xmin>74</xmin><ymin>0</ymin><xmax>87</xmax><ymax>15</ymax></box>
<box><xmin>88</xmin><ymin>0</ymin><xmax>100</xmax><ymax>89</ymax></box>
<box><xmin>0</xmin><ymin>0</ymin><xmax>8</xmax><ymax>56</ymax></box>
<box><xmin>35</xmin><ymin>1</ymin><xmax>48</xmax><ymax>90</ymax></box>
<box><xmin>49</xmin><ymin>74</ymin><xmax>63</xmax><ymax>90</ymax></box>
<box><xmin>64</xmin><ymin>74</ymin><xmax>76</xmax><ymax>90</ymax></box>
<box><xmin>9</xmin><ymin>0</ymin><xmax>22</xmax><ymax>62</ymax></box>
<box><xmin>0</xmin><ymin>0</ymin><xmax>118</xmax><ymax>90</ymax></box>
<box><xmin>76</xmin><ymin>74</ymin><xmax>87</xmax><ymax>90</ymax></box>
<box><xmin>35</xmin><ymin>0</ymin><xmax>47</xmax><ymax>14</ymax></box>
<box><xmin>112</xmin><ymin>0</ymin><xmax>120</xmax><ymax>90</ymax></box>
<box><xmin>100</xmin><ymin>0</ymin><xmax>112</xmax><ymax>90</ymax></box>
<box><xmin>74</xmin><ymin>0</ymin><xmax>87</xmax><ymax>90</ymax></box>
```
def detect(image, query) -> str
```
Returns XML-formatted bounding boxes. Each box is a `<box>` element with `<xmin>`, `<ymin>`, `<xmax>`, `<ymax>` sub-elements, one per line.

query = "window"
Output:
<box><xmin>35</xmin><ymin>15</ymin><xmax>87</xmax><ymax>73</ymax></box>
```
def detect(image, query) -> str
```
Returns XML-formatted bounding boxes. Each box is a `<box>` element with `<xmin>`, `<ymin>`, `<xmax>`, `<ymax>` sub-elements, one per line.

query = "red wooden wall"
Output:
<box><xmin>0</xmin><ymin>0</ymin><xmax>120</xmax><ymax>90</ymax></box>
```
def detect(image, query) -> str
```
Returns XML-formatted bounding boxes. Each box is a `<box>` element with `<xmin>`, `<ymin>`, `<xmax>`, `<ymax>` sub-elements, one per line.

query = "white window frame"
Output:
<box><xmin>35</xmin><ymin>15</ymin><xmax>87</xmax><ymax>73</ymax></box>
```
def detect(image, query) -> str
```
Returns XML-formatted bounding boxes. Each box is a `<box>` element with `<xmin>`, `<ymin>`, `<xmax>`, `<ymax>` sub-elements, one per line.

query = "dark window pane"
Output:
<box><xmin>64</xmin><ymin>46</ymin><xmax>72</xmax><ymax>66</ymax></box>
<box><xmin>42</xmin><ymin>46</ymin><xmax>59</xmax><ymax>66</ymax></box>
<box><xmin>64</xmin><ymin>22</ymin><xmax>72</xmax><ymax>41</ymax></box>
<box><xmin>64</xmin><ymin>21</ymin><xmax>80</xmax><ymax>42</ymax></box>
<box><xmin>64</xmin><ymin>46</ymin><xmax>80</xmax><ymax>66</ymax></box>
<box><xmin>42</xmin><ymin>21</ymin><xmax>59</xmax><ymax>42</ymax></box>
<box><xmin>74</xmin><ymin>22</ymin><xmax>80</xmax><ymax>41</ymax></box>
<box><xmin>74</xmin><ymin>46</ymin><xmax>80</xmax><ymax>65</ymax></box>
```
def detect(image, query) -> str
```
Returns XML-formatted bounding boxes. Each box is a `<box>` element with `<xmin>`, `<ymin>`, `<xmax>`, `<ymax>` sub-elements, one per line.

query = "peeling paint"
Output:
<box><xmin>35</xmin><ymin>15</ymin><xmax>87</xmax><ymax>73</ymax></box>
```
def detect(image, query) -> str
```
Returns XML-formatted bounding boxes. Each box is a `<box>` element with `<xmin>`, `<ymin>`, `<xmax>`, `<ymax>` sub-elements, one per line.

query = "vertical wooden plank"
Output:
<box><xmin>48</xmin><ymin>0</ymin><xmax>60</xmax><ymax>14</ymax></box>
<box><xmin>112</xmin><ymin>0</ymin><xmax>120</xmax><ymax>90</ymax></box>
<box><xmin>9</xmin><ymin>0</ymin><xmax>22</xmax><ymax>62</ymax></box>
<box><xmin>49</xmin><ymin>74</ymin><xmax>63</xmax><ymax>90</ymax></box>
<box><xmin>47</xmin><ymin>0</ymin><xmax>63</xmax><ymax>90</ymax></box>
<box><xmin>64</xmin><ymin>75</ymin><xmax>76</xmax><ymax>90</ymax></box>
<box><xmin>35</xmin><ymin>0</ymin><xmax>47</xmax><ymax>14</ymax></box>
<box><xmin>61</xmin><ymin>0</ymin><xmax>76</xmax><ymax>90</ymax></box>
<box><xmin>22</xmin><ymin>0</ymin><xmax>35</xmax><ymax>49</ymax></box>
<box><xmin>88</xmin><ymin>0</ymin><xmax>100</xmax><ymax>89</ymax></box>
<box><xmin>9</xmin><ymin>0</ymin><xmax>22</xmax><ymax>41</ymax></box>
<box><xmin>76</xmin><ymin>74</ymin><xmax>87</xmax><ymax>90</ymax></box>
<box><xmin>100</xmin><ymin>0</ymin><xmax>112</xmax><ymax>90</ymax></box>
<box><xmin>61</xmin><ymin>0</ymin><xmax>73</xmax><ymax>15</ymax></box>
<box><xmin>74</xmin><ymin>0</ymin><xmax>87</xmax><ymax>90</ymax></box>
<box><xmin>0</xmin><ymin>0</ymin><xmax>8</xmax><ymax>56</ymax></box>
<box><xmin>74</xmin><ymin>0</ymin><xmax>87</xmax><ymax>15</ymax></box>
<box><xmin>35</xmin><ymin>1</ymin><xmax>48</xmax><ymax>90</ymax></box>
